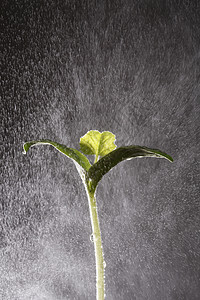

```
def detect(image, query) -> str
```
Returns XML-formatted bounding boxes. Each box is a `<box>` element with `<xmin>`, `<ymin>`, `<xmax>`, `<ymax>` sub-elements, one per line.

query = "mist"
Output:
<box><xmin>1</xmin><ymin>0</ymin><xmax>200</xmax><ymax>299</ymax></box>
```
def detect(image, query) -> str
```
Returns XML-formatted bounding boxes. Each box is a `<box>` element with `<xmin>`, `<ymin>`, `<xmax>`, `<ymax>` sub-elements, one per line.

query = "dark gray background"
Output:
<box><xmin>1</xmin><ymin>0</ymin><xmax>200</xmax><ymax>299</ymax></box>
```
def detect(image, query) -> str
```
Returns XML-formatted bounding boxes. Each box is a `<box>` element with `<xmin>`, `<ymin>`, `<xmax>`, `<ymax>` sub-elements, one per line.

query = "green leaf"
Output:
<box><xmin>87</xmin><ymin>145</ymin><xmax>173</xmax><ymax>191</ymax></box>
<box><xmin>23</xmin><ymin>139</ymin><xmax>91</xmax><ymax>172</ymax></box>
<box><xmin>79</xmin><ymin>130</ymin><xmax>117</xmax><ymax>157</ymax></box>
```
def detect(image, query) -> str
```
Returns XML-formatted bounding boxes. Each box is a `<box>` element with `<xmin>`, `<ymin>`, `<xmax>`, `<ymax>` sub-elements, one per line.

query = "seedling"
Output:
<box><xmin>23</xmin><ymin>130</ymin><xmax>173</xmax><ymax>300</ymax></box>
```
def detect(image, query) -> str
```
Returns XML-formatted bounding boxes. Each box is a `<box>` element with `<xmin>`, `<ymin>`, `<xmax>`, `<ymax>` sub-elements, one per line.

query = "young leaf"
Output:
<box><xmin>23</xmin><ymin>139</ymin><xmax>91</xmax><ymax>172</ymax></box>
<box><xmin>80</xmin><ymin>130</ymin><xmax>117</xmax><ymax>158</ymax></box>
<box><xmin>87</xmin><ymin>145</ymin><xmax>173</xmax><ymax>190</ymax></box>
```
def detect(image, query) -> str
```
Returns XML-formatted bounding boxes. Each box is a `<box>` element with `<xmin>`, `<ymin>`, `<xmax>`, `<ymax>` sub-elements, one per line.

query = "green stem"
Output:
<box><xmin>85</xmin><ymin>184</ymin><xmax>105</xmax><ymax>300</ymax></box>
<box><xmin>75</xmin><ymin>163</ymin><xmax>105</xmax><ymax>299</ymax></box>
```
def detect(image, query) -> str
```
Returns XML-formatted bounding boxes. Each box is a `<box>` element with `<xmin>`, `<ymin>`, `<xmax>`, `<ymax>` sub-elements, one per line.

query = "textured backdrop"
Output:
<box><xmin>1</xmin><ymin>0</ymin><xmax>200</xmax><ymax>299</ymax></box>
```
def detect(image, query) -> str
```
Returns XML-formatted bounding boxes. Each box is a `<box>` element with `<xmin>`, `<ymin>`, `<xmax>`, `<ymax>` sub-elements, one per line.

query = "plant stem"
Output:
<box><xmin>75</xmin><ymin>163</ymin><xmax>105</xmax><ymax>299</ymax></box>
<box><xmin>85</xmin><ymin>185</ymin><xmax>105</xmax><ymax>300</ymax></box>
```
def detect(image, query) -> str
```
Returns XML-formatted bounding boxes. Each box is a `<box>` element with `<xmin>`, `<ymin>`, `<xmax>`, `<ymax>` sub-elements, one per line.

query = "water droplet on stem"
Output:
<box><xmin>103</xmin><ymin>260</ymin><xmax>106</xmax><ymax>268</ymax></box>
<box><xmin>90</xmin><ymin>234</ymin><xmax>94</xmax><ymax>242</ymax></box>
